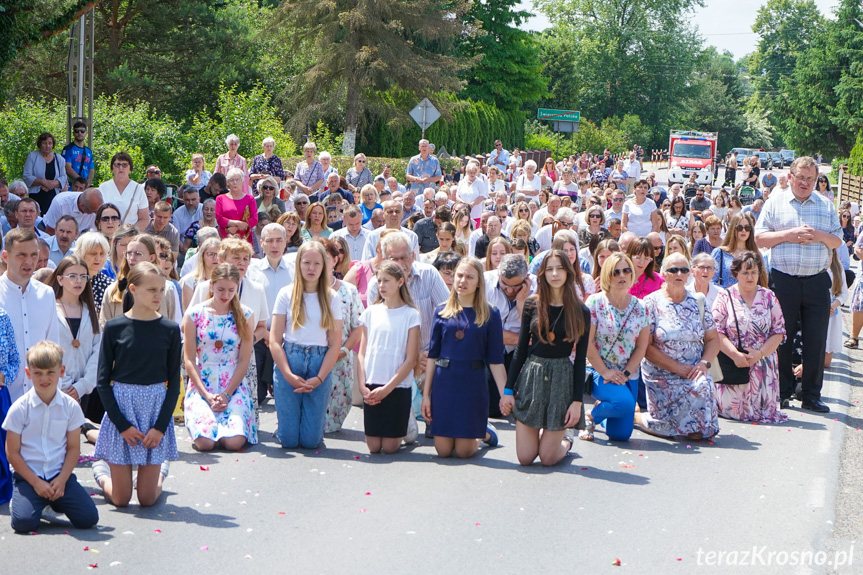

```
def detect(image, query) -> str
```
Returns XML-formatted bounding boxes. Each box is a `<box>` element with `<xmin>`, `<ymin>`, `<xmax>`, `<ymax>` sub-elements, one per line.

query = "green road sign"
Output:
<box><xmin>537</xmin><ymin>108</ymin><xmax>580</xmax><ymax>122</ymax></box>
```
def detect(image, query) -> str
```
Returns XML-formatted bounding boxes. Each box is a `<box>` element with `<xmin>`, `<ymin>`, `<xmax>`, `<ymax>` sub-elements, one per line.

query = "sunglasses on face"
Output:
<box><xmin>100</xmin><ymin>215</ymin><xmax>121</xmax><ymax>222</ymax></box>
<box><xmin>261</xmin><ymin>185</ymin><xmax>275</xmax><ymax>191</ymax></box>
<box><xmin>666</xmin><ymin>267</ymin><xmax>690</xmax><ymax>275</ymax></box>
<box><xmin>589</xmin><ymin>214</ymin><xmax>602</xmax><ymax>219</ymax></box>
<box><xmin>295</xmin><ymin>201</ymin><xmax>308</xmax><ymax>206</ymax></box>
<box><xmin>736</xmin><ymin>224</ymin><xmax>753</xmax><ymax>232</ymax></box>
<box><xmin>113</xmin><ymin>162</ymin><xmax>130</xmax><ymax>169</ymax></box>
<box><xmin>612</xmin><ymin>267</ymin><xmax>632</xmax><ymax>277</ymax></box>
<box><xmin>74</xmin><ymin>129</ymin><xmax>87</xmax><ymax>134</ymax></box>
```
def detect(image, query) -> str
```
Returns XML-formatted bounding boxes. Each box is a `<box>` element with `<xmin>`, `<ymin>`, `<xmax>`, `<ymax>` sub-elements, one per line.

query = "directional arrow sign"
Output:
<box><xmin>538</xmin><ymin>108</ymin><xmax>580</xmax><ymax>122</ymax></box>
<box><xmin>409</xmin><ymin>98</ymin><xmax>441</xmax><ymax>136</ymax></box>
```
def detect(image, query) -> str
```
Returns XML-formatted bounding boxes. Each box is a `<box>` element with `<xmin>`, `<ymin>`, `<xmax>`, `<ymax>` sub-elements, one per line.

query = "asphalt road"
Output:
<box><xmin>1</xmin><ymin>330</ymin><xmax>861</xmax><ymax>575</ymax></box>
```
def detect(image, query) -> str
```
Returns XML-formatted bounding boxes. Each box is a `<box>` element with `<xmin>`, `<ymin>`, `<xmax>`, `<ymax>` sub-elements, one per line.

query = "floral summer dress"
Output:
<box><xmin>712</xmin><ymin>286</ymin><xmax>787</xmax><ymax>423</ymax></box>
<box><xmin>183</xmin><ymin>303</ymin><xmax>258</xmax><ymax>444</ymax></box>
<box><xmin>640</xmin><ymin>291</ymin><xmax>720</xmax><ymax>438</ymax></box>
<box><xmin>324</xmin><ymin>280</ymin><xmax>363</xmax><ymax>433</ymax></box>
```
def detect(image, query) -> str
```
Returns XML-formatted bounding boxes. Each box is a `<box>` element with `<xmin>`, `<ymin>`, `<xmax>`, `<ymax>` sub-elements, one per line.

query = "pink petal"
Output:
<box><xmin>359</xmin><ymin>508</ymin><xmax>367</xmax><ymax>513</ymax></box>
<box><xmin>154</xmin><ymin>529</ymin><xmax>161</xmax><ymax>534</ymax></box>
<box><xmin>199</xmin><ymin>465</ymin><xmax>210</xmax><ymax>471</ymax></box>
<box><xmin>200</xmin><ymin>546</ymin><xmax>209</xmax><ymax>551</ymax></box>
<box><xmin>365</xmin><ymin>492</ymin><xmax>371</xmax><ymax>496</ymax></box>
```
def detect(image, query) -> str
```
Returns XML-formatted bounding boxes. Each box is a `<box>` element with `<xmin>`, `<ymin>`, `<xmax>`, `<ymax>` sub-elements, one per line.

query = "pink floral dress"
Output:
<box><xmin>183</xmin><ymin>304</ymin><xmax>258</xmax><ymax>444</ymax></box>
<box><xmin>711</xmin><ymin>286</ymin><xmax>788</xmax><ymax>423</ymax></box>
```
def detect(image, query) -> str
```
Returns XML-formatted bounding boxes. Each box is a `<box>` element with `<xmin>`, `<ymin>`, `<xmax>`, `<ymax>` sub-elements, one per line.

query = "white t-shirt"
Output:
<box><xmin>623</xmin><ymin>198</ymin><xmax>657</xmax><ymax>237</ymax></box>
<box><xmin>516</xmin><ymin>173</ymin><xmax>542</xmax><ymax>195</ymax></box>
<box><xmin>98</xmin><ymin>179</ymin><xmax>148</xmax><ymax>226</ymax></box>
<box><xmin>360</xmin><ymin>303</ymin><xmax>421</xmax><ymax>388</ymax></box>
<box><xmin>457</xmin><ymin>177</ymin><xmax>489</xmax><ymax>220</ymax></box>
<box><xmin>273</xmin><ymin>287</ymin><xmax>342</xmax><ymax>346</ymax></box>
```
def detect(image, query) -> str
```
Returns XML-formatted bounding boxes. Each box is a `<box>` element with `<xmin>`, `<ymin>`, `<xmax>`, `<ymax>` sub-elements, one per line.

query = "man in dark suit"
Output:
<box><xmin>414</xmin><ymin>205</ymin><xmax>451</xmax><ymax>253</ymax></box>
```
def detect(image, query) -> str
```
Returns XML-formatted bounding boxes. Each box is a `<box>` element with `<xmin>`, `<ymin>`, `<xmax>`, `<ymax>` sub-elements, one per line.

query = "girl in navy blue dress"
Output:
<box><xmin>421</xmin><ymin>257</ymin><xmax>507</xmax><ymax>458</ymax></box>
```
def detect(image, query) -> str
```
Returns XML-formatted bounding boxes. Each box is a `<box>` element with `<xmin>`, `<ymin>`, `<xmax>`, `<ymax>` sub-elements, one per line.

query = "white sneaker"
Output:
<box><xmin>160</xmin><ymin>461</ymin><xmax>170</xmax><ymax>479</ymax></box>
<box><xmin>404</xmin><ymin>410</ymin><xmax>419</xmax><ymax>445</ymax></box>
<box><xmin>41</xmin><ymin>507</ymin><xmax>63</xmax><ymax>523</ymax></box>
<box><xmin>91</xmin><ymin>459</ymin><xmax>110</xmax><ymax>487</ymax></box>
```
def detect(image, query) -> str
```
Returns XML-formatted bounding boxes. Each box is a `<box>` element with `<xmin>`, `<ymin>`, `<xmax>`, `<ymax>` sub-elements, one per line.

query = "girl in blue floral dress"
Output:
<box><xmin>0</xmin><ymin>307</ymin><xmax>20</xmax><ymax>505</ymax></box>
<box><xmin>182</xmin><ymin>263</ymin><xmax>257</xmax><ymax>451</ymax></box>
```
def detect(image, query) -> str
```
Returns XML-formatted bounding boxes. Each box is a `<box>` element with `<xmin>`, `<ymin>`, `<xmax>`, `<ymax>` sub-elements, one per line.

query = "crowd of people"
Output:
<box><xmin>0</xmin><ymin>127</ymin><xmax>849</xmax><ymax>533</ymax></box>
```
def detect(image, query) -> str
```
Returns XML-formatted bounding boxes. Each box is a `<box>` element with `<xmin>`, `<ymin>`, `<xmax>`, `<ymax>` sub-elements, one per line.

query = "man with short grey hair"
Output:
<box><xmin>361</xmin><ymin>200</ymin><xmax>420</xmax><ymax>260</ymax></box>
<box><xmin>474</xmin><ymin>215</ymin><xmax>504</xmax><ymax>259</ymax></box>
<box><xmin>8</xmin><ymin>180</ymin><xmax>27</xmax><ymax>199</ymax></box>
<box><xmin>405</xmin><ymin>139</ymin><xmax>442</xmax><ymax>192</ymax></box>
<box><xmin>535</xmin><ymin>207</ymin><xmax>578</xmax><ymax>252</ymax></box>
<box><xmin>248</xmin><ymin>222</ymin><xmax>295</xmax><ymax>405</ymax></box>
<box><xmin>485</xmin><ymin>254</ymin><xmax>533</xmax><ymax>417</ymax></box>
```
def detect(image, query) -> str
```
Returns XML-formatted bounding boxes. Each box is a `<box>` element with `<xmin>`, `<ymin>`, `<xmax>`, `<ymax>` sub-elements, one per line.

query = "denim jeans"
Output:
<box><xmin>273</xmin><ymin>342</ymin><xmax>333</xmax><ymax>449</ymax></box>
<box><xmin>587</xmin><ymin>368</ymin><xmax>639</xmax><ymax>441</ymax></box>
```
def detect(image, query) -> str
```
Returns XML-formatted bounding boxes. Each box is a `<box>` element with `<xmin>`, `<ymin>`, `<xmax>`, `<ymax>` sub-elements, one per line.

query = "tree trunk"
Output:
<box><xmin>342</xmin><ymin>73</ymin><xmax>360</xmax><ymax>156</ymax></box>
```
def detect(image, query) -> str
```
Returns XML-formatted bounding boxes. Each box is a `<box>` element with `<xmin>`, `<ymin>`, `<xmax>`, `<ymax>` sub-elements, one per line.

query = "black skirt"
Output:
<box><xmin>363</xmin><ymin>385</ymin><xmax>412</xmax><ymax>438</ymax></box>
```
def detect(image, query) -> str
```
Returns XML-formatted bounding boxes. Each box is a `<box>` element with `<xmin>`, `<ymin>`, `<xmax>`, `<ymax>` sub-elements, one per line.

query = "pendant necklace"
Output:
<box><xmin>548</xmin><ymin>306</ymin><xmax>563</xmax><ymax>343</ymax></box>
<box><xmin>60</xmin><ymin>301</ymin><xmax>81</xmax><ymax>348</ymax></box>
<box><xmin>455</xmin><ymin>311</ymin><xmax>466</xmax><ymax>340</ymax></box>
<box><xmin>214</xmin><ymin>308</ymin><xmax>230</xmax><ymax>350</ymax></box>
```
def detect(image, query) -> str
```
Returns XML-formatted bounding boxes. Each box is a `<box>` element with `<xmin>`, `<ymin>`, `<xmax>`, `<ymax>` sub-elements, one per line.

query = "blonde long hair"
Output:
<box><xmin>439</xmin><ymin>257</ymin><xmax>491</xmax><ymax>326</ymax></box>
<box><xmin>290</xmin><ymin>241</ymin><xmax>336</xmax><ymax>331</ymax></box>
<box><xmin>208</xmin><ymin>263</ymin><xmax>251</xmax><ymax>341</ymax></box>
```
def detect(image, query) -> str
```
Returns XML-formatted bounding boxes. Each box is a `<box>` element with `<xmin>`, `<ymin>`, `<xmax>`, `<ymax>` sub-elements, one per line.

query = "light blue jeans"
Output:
<box><xmin>273</xmin><ymin>342</ymin><xmax>333</xmax><ymax>449</ymax></box>
<box><xmin>587</xmin><ymin>368</ymin><xmax>639</xmax><ymax>441</ymax></box>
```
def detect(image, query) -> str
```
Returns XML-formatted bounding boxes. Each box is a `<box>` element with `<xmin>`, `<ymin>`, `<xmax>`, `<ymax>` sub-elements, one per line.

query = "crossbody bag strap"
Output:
<box><xmin>727</xmin><ymin>288</ymin><xmax>744</xmax><ymax>350</ymax></box>
<box><xmin>599</xmin><ymin>299</ymin><xmax>636</xmax><ymax>366</ymax></box>
<box><xmin>121</xmin><ymin>182</ymin><xmax>142</xmax><ymax>223</ymax></box>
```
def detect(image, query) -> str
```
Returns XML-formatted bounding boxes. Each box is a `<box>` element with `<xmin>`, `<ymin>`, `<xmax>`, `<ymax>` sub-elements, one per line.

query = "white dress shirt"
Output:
<box><xmin>248</xmin><ymin>256</ymin><xmax>295</xmax><ymax>328</ymax></box>
<box><xmin>187</xmin><ymin>276</ymin><xmax>267</xmax><ymax>332</ymax></box>
<box><xmin>0</xmin><ymin>274</ymin><xmax>60</xmax><ymax>400</ymax></box>
<box><xmin>331</xmin><ymin>226</ymin><xmax>371</xmax><ymax>262</ymax></box>
<box><xmin>2</xmin><ymin>387</ymin><xmax>84</xmax><ymax>479</ymax></box>
<box><xmin>361</xmin><ymin>226</ymin><xmax>420</xmax><ymax>261</ymax></box>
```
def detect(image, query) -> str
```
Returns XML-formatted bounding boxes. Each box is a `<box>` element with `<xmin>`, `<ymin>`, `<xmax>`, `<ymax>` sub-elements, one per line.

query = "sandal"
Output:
<box><xmin>579</xmin><ymin>416</ymin><xmax>596</xmax><ymax>441</ymax></box>
<box><xmin>844</xmin><ymin>338</ymin><xmax>858</xmax><ymax>349</ymax></box>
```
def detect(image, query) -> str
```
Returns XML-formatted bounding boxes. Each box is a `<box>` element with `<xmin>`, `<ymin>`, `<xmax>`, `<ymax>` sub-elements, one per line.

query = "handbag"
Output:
<box><xmin>714</xmin><ymin>289</ymin><xmax>750</xmax><ymax>385</ymax></box>
<box><xmin>592</xmin><ymin>301</ymin><xmax>636</xmax><ymax>395</ymax></box>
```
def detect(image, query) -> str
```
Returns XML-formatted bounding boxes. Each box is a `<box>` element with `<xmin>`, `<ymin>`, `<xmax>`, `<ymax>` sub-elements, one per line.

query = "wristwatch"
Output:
<box><xmin>699</xmin><ymin>360</ymin><xmax>712</xmax><ymax>369</ymax></box>
<box><xmin>623</xmin><ymin>369</ymin><xmax>631</xmax><ymax>378</ymax></box>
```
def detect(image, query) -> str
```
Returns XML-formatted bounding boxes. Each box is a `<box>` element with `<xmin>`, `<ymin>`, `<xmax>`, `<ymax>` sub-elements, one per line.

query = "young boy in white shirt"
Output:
<box><xmin>2</xmin><ymin>341</ymin><xmax>98</xmax><ymax>533</ymax></box>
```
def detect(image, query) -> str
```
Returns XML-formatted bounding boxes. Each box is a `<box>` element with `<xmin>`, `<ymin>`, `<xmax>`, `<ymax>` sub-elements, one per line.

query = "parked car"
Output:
<box><xmin>780</xmin><ymin>149</ymin><xmax>796</xmax><ymax>165</ymax></box>
<box><xmin>756</xmin><ymin>151</ymin><xmax>774</xmax><ymax>170</ymax></box>
<box><xmin>769</xmin><ymin>152</ymin><xmax>784</xmax><ymax>168</ymax></box>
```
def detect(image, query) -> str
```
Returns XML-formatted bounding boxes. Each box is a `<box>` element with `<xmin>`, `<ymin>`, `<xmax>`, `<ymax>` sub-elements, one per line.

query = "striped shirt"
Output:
<box><xmin>754</xmin><ymin>189</ymin><xmax>841</xmax><ymax>277</ymax></box>
<box><xmin>366</xmin><ymin>262</ymin><xmax>449</xmax><ymax>351</ymax></box>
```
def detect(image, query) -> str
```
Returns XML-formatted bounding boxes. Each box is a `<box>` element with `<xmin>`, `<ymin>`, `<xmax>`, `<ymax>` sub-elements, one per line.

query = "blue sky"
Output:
<box><xmin>517</xmin><ymin>0</ymin><xmax>841</xmax><ymax>60</ymax></box>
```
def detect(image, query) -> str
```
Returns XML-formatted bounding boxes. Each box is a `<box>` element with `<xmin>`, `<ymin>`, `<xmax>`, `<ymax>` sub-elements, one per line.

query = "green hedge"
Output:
<box><xmin>363</xmin><ymin>94</ymin><xmax>525</xmax><ymax>158</ymax></box>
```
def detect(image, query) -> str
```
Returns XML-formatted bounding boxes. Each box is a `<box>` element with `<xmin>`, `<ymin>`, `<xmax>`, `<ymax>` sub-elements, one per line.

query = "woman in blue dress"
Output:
<box><xmin>0</xmin><ymin>308</ymin><xmax>20</xmax><ymax>504</ymax></box>
<box><xmin>422</xmin><ymin>257</ymin><xmax>507</xmax><ymax>459</ymax></box>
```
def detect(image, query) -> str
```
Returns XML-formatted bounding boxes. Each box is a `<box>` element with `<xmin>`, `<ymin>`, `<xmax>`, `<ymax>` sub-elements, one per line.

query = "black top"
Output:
<box><xmin>45</xmin><ymin>156</ymin><xmax>56</xmax><ymax>181</ymax></box>
<box><xmin>66</xmin><ymin>317</ymin><xmax>81</xmax><ymax>339</ymax></box>
<box><xmin>414</xmin><ymin>216</ymin><xmax>439</xmax><ymax>253</ymax></box>
<box><xmin>506</xmin><ymin>298</ymin><xmax>590</xmax><ymax>402</ymax></box>
<box><xmin>97</xmin><ymin>315</ymin><xmax>181</xmax><ymax>433</ymax></box>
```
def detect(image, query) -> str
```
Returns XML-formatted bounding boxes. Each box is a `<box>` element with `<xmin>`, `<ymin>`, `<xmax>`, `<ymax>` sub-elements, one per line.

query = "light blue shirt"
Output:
<box><xmin>488</xmin><ymin>148</ymin><xmax>510</xmax><ymax>169</ymax></box>
<box><xmin>405</xmin><ymin>153</ymin><xmax>442</xmax><ymax>192</ymax></box>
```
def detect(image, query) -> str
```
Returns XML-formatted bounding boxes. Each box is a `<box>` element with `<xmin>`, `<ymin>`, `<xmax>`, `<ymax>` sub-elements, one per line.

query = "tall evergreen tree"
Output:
<box><xmin>274</xmin><ymin>0</ymin><xmax>474</xmax><ymax>155</ymax></box>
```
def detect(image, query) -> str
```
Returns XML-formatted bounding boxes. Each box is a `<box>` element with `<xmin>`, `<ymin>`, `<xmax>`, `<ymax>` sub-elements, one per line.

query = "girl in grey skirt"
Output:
<box><xmin>501</xmin><ymin>249</ymin><xmax>590</xmax><ymax>467</ymax></box>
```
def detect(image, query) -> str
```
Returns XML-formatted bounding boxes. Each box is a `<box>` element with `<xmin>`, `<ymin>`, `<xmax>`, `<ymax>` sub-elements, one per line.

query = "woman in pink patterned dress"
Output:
<box><xmin>711</xmin><ymin>252</ymin><xmax>787</xmax><ymax>423</ymax></box>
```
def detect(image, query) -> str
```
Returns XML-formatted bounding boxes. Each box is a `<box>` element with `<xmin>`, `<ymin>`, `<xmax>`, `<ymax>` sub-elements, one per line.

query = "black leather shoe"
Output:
<box><xmin>800</xmin><ymin>400</ymin><xmax>830</xmax><ymax>413</ymax></box>
<box><xmin>780</xmin><ymin>399</ymin><xmax>790</xmax><ymax>409</ymax></box>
